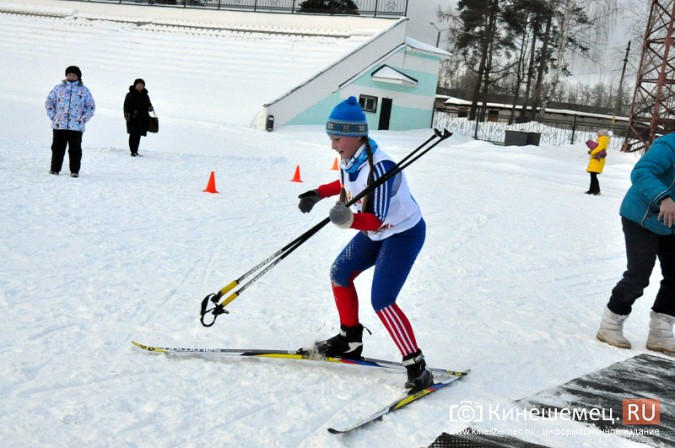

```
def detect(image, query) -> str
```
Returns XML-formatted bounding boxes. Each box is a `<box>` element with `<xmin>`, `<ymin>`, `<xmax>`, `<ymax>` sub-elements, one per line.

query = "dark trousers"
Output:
<box><xmin>50</xmin><ymin>130</ymin><xmax>83</xmax><ymax>174</ymax></box>
<box><xmin>588</xmin><ymin>172</ymin><xmax>600</xmax><ymax>194</ymax></box>
<box><xmin>608</xmin><ymin>217</ymin><xmax>675</xmax><ymax>317</ymax></box>
<box><xmin>129</xmin><ymin>133</ymin><xmax>142</xmax><ymax>154</ymax></box>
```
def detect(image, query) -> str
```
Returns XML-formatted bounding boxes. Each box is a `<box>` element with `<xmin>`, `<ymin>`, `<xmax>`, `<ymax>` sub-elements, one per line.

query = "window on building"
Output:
<box><xmin>359</xmin><ymin>95</ymin><xmax>378</xmax><ymax>113</ymax></box>
<box><xmin>487</xmin><ymin>110</ymin><xmax>500</xmax><ymax>122</ymax></box>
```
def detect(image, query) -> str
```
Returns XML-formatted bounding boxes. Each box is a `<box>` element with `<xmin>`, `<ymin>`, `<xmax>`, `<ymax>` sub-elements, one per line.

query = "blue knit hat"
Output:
<box><xmin>326</xmin><ymin>96</ymin><xmax>368</xmax><ymax>137</ymax></box>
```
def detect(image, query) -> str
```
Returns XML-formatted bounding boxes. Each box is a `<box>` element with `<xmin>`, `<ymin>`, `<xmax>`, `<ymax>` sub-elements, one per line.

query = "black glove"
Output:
<box><xmin>298</xmin><ymin>190</ymin><xmax>321</xmax><ymax>213</ymax></box>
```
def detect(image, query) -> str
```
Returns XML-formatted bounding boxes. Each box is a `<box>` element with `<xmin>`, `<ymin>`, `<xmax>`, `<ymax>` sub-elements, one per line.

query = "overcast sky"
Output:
<box><xmin>404</xmin><ymin>0</ymin><xmax>455</xmax><ymax>46</ymax></box>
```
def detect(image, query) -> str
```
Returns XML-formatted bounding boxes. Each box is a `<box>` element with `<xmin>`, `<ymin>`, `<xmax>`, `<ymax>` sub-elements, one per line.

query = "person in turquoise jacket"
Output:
<box><xmin>45</xmin><ymin>66</ymin><xmax>96</xmax><ymax>177</ymax></box>
<box><xmin>596</xmin><ymin>132</ymin><xmax>675</xmax><ymax>355</ymax></box>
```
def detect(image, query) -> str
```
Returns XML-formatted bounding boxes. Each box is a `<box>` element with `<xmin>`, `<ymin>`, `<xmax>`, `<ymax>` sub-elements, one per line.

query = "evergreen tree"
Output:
<box><xmin>438</xmin><ymin>0</ymin><xmax>615</xmax><ymax>123</ymax></box>
<box><xmin>454</xmin><ymin>0</ymin><xmax>506</xmax><ymax>122</ymax></box>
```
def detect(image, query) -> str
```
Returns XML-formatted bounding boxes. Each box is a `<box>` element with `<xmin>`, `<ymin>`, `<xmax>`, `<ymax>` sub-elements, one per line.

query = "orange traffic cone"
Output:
<box><xmin>203</xmin><ymin>171</ymin><xmax>219</xmax><ymax>193</ymax></box>
<box><xmin>330</xmin><ymin>157</ymin><xmax>339</xmax><ymax>171</ymax></box>
<box><xmin>291</xmin><ymin>165</ymin><xmax>303</xmax><ymax>182</ymax></box>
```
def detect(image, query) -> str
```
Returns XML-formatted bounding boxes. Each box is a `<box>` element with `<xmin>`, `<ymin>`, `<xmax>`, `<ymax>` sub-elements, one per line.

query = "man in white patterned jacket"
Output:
<box><xmin>45</xmin><ymin>65</ymin><xmax>96</xmax><ymax>178</ymax></box>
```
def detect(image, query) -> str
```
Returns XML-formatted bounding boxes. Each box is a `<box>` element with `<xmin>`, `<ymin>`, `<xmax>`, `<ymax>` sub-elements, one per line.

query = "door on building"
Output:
<box><xmin>378</xmin><ymin>98</ymin><xmax>392</xmax><ymax>130</ymax></box>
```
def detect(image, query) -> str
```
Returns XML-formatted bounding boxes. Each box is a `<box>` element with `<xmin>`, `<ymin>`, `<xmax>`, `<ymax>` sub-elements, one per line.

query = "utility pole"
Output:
<box><xmin>615</xmin><ymin>41</ymin><xmax>631</xmax><ymax>116</ymax></box>
<box><xmin>429</xmin><ymin>22</ymin><xmax>444</xmax><ymax>47</ymax></box>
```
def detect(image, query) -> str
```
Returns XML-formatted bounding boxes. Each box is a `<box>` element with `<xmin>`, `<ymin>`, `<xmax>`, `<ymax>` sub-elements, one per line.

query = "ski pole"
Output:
<box><xmin>200</xmin><ymin>129</ymin><xmax>451</xmax><ymax>326</ymax></box>
<box><xmin>200</xmin><ymin>129</ymin><xmax>452</xmax><ymax>326</ymax></box>
<box><xmin>200</xmin><ymin>218</ymin><xmax>329</xmax><ymax>326</ymax></box>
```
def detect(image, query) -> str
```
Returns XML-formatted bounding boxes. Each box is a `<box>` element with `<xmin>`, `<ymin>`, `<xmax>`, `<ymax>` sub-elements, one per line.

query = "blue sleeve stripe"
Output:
<box><xmin>372</xmin><ymin>161</ymin><xmax>394</xmax><ymax>220</ymax></box>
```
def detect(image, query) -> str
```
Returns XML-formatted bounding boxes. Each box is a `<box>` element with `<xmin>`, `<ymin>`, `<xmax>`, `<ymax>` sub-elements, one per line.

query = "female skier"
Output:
<box><xmin>297</xmin><ymin>96</ymin><xmax>432</xmax><ymax>392</ymax></box>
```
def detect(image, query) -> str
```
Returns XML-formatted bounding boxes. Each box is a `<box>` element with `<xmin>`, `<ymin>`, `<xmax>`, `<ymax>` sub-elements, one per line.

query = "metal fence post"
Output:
<box><xmin>571</xmin><ymin>114</ymin><xmax>577</xmax><ymax>145</ymax></box>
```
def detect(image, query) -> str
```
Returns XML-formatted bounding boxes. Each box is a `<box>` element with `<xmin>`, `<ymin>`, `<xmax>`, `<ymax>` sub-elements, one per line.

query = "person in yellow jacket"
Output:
<box><xmin>585</xmin><ymin>129</ymin><xmax>610</xmax><ymax>195</ymax></box>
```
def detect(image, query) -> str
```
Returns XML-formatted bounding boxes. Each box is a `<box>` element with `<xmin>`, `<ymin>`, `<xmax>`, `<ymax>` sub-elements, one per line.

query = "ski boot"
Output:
<box><xmin>403</xmin><ymin>350</ymin><xmax>434</xmax><ymax>393</ymax></box>
<box><xmin>314</xmin><ymin>324</ymin><xmax>364</xmax><ymax>359</ymax></box>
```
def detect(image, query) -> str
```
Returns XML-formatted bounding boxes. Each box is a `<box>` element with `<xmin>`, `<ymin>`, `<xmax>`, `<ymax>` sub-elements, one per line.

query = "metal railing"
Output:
<box><xmin>61</xmin><ymin>0</ymin><xmax>408</xmax><ymax>17</ymax></box>
<box><xmin>433</xmin><ymin>110</ymin><xmax>628</xmax><ymax>151</ymax></box>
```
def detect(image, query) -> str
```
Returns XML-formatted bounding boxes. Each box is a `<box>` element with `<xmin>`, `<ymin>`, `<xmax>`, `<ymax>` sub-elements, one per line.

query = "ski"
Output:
<box><xmin>131</xmin><ymin>341</ymin><xmax>463</xmax><ymax>377</ymax></box>
<box><xmin>327</xmin><ymin>371</ymin><xmax>469</xmax><ymax>434</ymax></box>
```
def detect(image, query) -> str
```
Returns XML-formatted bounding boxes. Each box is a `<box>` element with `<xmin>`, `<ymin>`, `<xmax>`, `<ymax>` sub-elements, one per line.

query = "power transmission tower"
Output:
<box><xmin>622</xmin><ymin>0</ymin><xmax>675</xmax><ymax>152</ymax></box>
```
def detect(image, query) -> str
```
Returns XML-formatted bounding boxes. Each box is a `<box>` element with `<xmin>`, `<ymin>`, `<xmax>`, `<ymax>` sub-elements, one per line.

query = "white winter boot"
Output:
<box><xmin>596</xmin><ymin>306</ymin><xmax>632</xmax><ymax>349</ymax></box>
<box><xmin>646</xmin><ymin>311</ymin><xmax>675</xmax><ymax>355</ymax></box>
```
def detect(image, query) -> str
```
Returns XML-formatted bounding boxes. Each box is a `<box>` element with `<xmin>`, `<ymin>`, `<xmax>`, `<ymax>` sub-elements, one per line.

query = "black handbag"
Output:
<box><xmin>147</xmin><ymin>114</ymin><xmax>159</xmax><ymax>133</ymax></box>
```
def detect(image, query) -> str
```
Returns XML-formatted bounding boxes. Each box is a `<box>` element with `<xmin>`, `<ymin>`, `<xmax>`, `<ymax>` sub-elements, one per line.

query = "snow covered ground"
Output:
<box><xmin>0</xmin><ymin>3</ymin><xmax>667</xmax><ymax>448</ymax></box>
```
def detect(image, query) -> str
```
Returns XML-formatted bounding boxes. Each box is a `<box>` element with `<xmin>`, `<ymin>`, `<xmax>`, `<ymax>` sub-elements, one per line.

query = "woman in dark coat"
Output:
<box><xmin>123</xmin><ymin>78</ymin><xmax>154</xmax><ymax>157</ymax></box>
